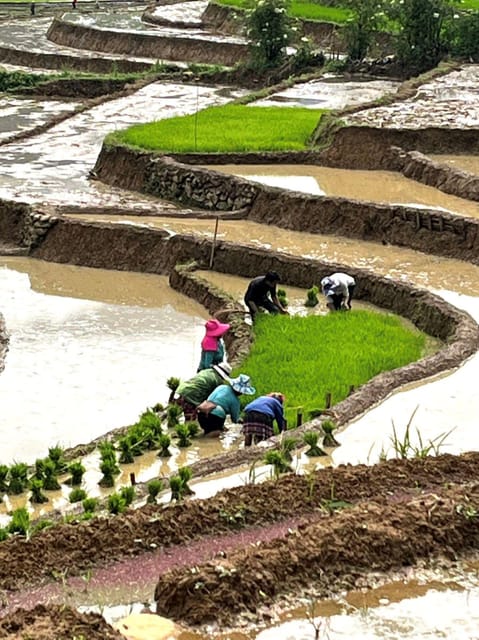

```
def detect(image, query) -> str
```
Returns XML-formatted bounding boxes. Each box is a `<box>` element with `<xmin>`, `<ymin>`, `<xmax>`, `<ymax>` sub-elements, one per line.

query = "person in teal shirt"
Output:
<box><xmin>197</xmin><ymin>374</ymin><xmax>255</xmax><ymax>437</ymax></box>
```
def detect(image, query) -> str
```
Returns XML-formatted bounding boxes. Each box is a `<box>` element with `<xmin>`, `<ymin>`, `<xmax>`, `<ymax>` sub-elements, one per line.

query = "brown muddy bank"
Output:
<box><xmin>0</xmin><ymin>44</ymin><xmax>152</xmax><ymax>74</ymax></box>
<box><xmin>0</xmin><ymin>453</ymin><xmax>479</xmax><ymax>640</ymax></box>
<box><xmin>93</xmin><ymin>144</ymin><xmax>479</xmax><ymax>264</ymax></box>
<box><xmin>47</xmin><ymin>17</ymin><xmax>248</xmax><ymax>67</ymax></box>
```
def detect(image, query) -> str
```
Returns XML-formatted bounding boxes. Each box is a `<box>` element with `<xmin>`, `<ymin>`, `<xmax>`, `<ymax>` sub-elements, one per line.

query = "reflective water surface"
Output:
<box><xmin>205</xmin><ymin>164</ymin><xmax>479</xmax><ymax>217</ymax></box>
<box><xmin>0</xmin><ymin>257</ymin><xmax>208</xmax><ymax>464</ymax></box>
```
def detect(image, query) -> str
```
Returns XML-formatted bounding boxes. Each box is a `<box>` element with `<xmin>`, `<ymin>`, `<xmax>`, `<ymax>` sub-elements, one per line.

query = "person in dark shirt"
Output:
<box><xmin>244</xmin><ymin>271</ymin><xmax>288</xmax><ymax>320</ymax></box>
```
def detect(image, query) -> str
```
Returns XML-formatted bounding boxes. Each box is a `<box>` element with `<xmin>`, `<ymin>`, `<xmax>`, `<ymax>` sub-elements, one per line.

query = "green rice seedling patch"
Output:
<box><xmin>236</xmin><ymin>311</ymin><xmax>427</xmax><ymax>426</ymax></box>
<box><xmin>111</xmin><ymin>104</ymin><xmax>325</xmax><ymax>153</ymax></box>
<box><xmin>214</xmin><ymin>0</ymin><xmax>351</xmax><ymax>22</ymax></box>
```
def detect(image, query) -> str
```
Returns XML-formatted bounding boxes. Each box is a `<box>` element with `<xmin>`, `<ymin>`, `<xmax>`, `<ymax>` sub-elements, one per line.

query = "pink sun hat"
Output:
<box><xmin>205</xmin><ymin>319</ymin><xmax>230</xmax><ymax>337</ymax></box>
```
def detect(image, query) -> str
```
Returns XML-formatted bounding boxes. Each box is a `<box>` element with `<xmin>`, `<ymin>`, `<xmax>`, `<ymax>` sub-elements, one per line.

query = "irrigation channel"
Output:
<box><xmin>1</xmin><ymin>2</ymin><xmax>479</xmax><ymax>638</ymax></box>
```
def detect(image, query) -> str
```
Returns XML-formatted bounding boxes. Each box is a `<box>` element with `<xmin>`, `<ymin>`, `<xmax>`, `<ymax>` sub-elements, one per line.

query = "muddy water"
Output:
<box><xmin>0</xmin><ymin>257</ymin><xmax>210</xmax><ymax>465</ymax></box>
<box><xmin>205</xmin><ymin>164</ymin><xmax>479</xmax><ymax>216</ymax></box>
<box><xmin>429</xmin><ymin>154</ymin><xmax>479</xmax><ymax>176</ymax></box>
<box><xmin>73</xmin><ymin>214</ymin><xmax>479</xmax><ymax>295</ymax></box>
<box><xmin>0</xmin><ymin>96</ymin><xmax>80</xmax><ymax>141</ymax></box>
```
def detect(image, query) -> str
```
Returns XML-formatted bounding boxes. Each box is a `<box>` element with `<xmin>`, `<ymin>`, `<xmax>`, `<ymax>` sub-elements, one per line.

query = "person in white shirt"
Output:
<box><xmin>320</xmin><ymin>272</ymin><xmax>356</xmax><ymax>311</ymax></box>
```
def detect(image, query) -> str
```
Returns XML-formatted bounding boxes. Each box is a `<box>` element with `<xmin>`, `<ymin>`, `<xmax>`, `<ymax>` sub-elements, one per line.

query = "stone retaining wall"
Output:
<box><xmin>93</xmin><ymin>144</ymin><xmax>479</xmax><ymax>263</ymax></box>
<box><xmin>390</xmin><ymin>146</ymin><xmax>479</xmax><ymax>203</ymax></box>
<box><xmin>47</xmin><ymin>17</ymin><xmax>249</xmax><ymax>67</ymax></box>
<box><xmin>0</xmin><ymin>45</ymin><xmax>151</xmax><ymax>74</ymax></box>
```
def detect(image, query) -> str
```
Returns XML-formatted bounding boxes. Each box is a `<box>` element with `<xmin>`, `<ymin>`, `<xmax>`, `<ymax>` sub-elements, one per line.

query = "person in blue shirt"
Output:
<box><xmin>242</xmin><ymin>392</ymin><xmax>286</xmax><ymax>446</ymax></box>
<box><xmin>197</xmin><ymin>374</ymin><xmax>255</xmax><ymax>437</ymax></box>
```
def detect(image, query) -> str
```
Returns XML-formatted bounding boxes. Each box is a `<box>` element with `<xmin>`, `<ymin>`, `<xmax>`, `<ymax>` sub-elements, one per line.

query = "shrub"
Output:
<box><xmin>343</xmin><ymin>0</ymin><xmax>386</xmax><ymax>61</ymax></box>
<box><xmin>246</xmin><ymin>0</ymin><xmax>293</xmax><ymax>69</ymax></box>
<box><xmin>445</xmin><ymin>11</ymin><xmax>479</xmax><ymax>60</ymax></box>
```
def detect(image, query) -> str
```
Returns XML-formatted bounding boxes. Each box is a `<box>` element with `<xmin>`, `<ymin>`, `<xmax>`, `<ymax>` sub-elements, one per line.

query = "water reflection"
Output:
<box><xmin>0</xmin><ymin>258</ymin><xmax>208</xmax><ymax>464</ymax></box>
<box><xmin>205</xmin><ymin>164</ymin><xmax>479</xmax><ymax>217</ymax></box>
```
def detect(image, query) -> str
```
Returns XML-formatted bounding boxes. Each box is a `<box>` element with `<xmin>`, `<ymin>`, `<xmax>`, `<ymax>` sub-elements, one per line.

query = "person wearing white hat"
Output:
<box><xmin>197</xmin><ymin>373</ymin><xmax>256</xmax><ymax>437</ymax></box>
<box><xmin>320</xmin><ymin>272</ymin><xmax>356</xmax><ymax>312</ymax></box>
<box><xmin>174</xmin><ymin>363</ymin><xmax>232</xmax><ymax>421</ymax></box>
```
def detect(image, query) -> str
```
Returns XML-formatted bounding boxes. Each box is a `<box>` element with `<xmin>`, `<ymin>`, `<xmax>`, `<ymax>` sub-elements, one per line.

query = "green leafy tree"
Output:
<box><xmin>246</xmin><ymin>0</ymin><xmax>293</xmax><ymax>69</ymax></box>
<box><xmin>391</xmin><ymin>0</ymin><xmax>452</xmax><ymax>74</ymax></box>
<box><xmin>444</xmin><ymin>10</ymin><xmax>479</xmax><ymax>61</ymax></box>
<box><xmin>344</xmin><ymin>0</ymin><xmax>386</xmax><ymax>61</ymax></box>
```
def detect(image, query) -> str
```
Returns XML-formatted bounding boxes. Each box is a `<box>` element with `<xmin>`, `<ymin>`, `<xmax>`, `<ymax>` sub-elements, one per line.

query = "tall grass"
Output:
<box><xmin>215</xmin><ymin>0</ymin><xmax>352</xmax><ymax>23</ymax></box>
<box><xmin>111</xmin><ymin>105</ymin><xmax>325</xmax><ymax>153</ymax></box>
<box><xmin>236</xmin><ymin>311</ymin><xmax>426</xmax><ymax>425</ymax></box>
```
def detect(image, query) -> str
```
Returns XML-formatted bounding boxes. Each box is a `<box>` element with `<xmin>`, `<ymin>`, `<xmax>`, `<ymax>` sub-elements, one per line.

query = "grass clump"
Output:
<box><xmin>69</xmin><ymin>488</ymin><xmax>87</xmax><ymax>503</ymax></box>
<box><xmin>147</xmin><ymin>479</ymin><xmax>164</xmax><ymax>503</ymax></box>
<box><xmin>303</xmin><ymin>431</ymin><xmax>327</xmax><ymax>456</ymax></box>
<box><xmin>111</xmin><ymin>105</ymin><xmax>325</xmax><ymax>154</ymax></box>
<box><xmin>237</xmin><ymin>311</ymin><xmax>426</xmax><ymax>425</ymax></box>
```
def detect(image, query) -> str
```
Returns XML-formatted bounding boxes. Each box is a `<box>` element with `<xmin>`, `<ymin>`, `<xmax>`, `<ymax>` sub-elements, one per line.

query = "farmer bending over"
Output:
<box><xmin>244</xmin><ymin>271</ymin><xmax>288</xmax><ymax>320</ymax></box>
<box><xmin>174</xmin><ymin>363</ymin><xmax>232</xmax><ymax>422</ymax></box>
<box><xmin>242</xmin><ymin>392</ymin><xmax>286</xmax><ymax>446</ymax></box>
<box><xmin>321</xmin><ymin>272</ymin><xmax>356</xmax><ymax>312</ymax></box>
<box><xmin>197</xmin><ymin>374</ymin><xmax>255</xmax><ymax>437</ymax></box>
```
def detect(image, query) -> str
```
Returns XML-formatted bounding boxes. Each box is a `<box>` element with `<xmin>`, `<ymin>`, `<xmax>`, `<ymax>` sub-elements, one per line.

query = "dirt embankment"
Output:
<box><xmin>47</xmin><ymin>16</ymin><xmax>249</xmax><ymax>67</ymax></box>
<box><xmin>93</xmin><ymin>143</ymin><xmax>479</xmax><ymax>265</ymax></box>
<box><xmin>0</xmin><ymin>454</ymin><xmax>479</xmax><ymax>636</ymax></box>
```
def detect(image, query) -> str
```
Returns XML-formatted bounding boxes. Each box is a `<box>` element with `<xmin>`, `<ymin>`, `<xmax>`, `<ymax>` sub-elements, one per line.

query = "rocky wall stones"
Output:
<box><xmin>47</xmin><ymin>17</ymin><xmax>249</xmax><ymax>67</ymax></box>
<box><xmin>0</xmin><ymin>200</ymin><xmax>31</xmax><ymax>246</ymax></box>
<box><xmin>145</xmin><ymin>157</ymin><xmax>260</xmax><ymax>210</ymax></box>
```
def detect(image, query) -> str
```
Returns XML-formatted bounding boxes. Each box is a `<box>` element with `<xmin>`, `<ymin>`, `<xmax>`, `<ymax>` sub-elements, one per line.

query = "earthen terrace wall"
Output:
<box><xmin>47</xmin><ymin>17</ymin><xmax>249</xmax><ymax>66</ymax></box>
<box><xmin>93</xmin><ymin>143</ymin><xmax>479</xmax><ymax>264</ymax></box>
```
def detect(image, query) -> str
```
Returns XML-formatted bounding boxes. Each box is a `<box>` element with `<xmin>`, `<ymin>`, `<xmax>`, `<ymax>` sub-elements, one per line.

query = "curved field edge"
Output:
<box><xmin>0</xmin><ymin>205</ymin><xmax>478</xmax><ymax>478</ymax></box>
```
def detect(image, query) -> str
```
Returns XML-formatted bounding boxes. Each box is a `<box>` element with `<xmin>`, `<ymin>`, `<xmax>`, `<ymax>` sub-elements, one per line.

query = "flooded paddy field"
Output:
<box><xmin>0</xmin><ymin>80</ymin><xmax>243</xmax><ymax>208</ymax></box>
<box><xmin>345</xmin><ymin>65</ymin><xmax>479</xmax><ymax>129</ymax></box>
<box><xmin>429</xmin><ymin>153</ymin><xmax>479</xmax><ymax>175</ymax></box>
<box><xmin>204</xmin><ymin>163</ymin><xmax>479</xmax><ymax>216</ymax></box>
<box><xmin>0</xmin><ymin>95</ymin><xmax>80</xmax><ymax>141</ymax></box>
<box><xmin>0</xmin><ymin>257</ymin><xmax>208</xmax><ymax>464</ymax></box>
<box><xmin>252</xmin><ymin>75</ymin><xmax>400</xmax><ymax>110</ymax></box>
<box><xmin>1</xmin><ymin>12</ymin><xmax>479</xmax><ymax>640</ymax></box>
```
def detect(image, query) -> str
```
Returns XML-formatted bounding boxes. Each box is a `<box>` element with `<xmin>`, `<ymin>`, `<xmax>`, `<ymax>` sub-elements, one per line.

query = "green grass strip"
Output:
<box><xmin>214</xmin><ymin>0</ymin><xmax>351</xmax><ymax>22</ymax></box>
<box><xmin>112</xmin><ymin>104</ymin><xmax>325</xmax><ymax>153</ymax></box>
<box><xmin>235</xmin><ymin>310</ymin><xmax>426</xmax><ymax>426</ymax></box>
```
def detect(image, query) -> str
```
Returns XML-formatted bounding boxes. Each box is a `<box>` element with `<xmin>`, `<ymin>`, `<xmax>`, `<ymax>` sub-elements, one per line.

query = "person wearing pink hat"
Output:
<box><xmin>197</xmin><ymin>318</ymin><xmax>231</xmax><ymax>372</ymax></box>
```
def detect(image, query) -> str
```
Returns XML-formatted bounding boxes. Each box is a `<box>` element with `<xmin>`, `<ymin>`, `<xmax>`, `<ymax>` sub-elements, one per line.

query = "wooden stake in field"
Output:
<box><xmin>209</xmin><ymin>217</ymin><xmax>219</xmax><ymax>269</ymax></box>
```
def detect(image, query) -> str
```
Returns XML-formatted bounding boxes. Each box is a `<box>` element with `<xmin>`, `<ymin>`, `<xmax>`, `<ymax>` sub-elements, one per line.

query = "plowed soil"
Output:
<box><xmin>1</xmin><ymin>453</ymin><xmax>479</xmax><ymax>637</ymax></box>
